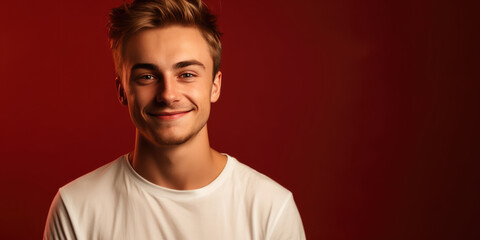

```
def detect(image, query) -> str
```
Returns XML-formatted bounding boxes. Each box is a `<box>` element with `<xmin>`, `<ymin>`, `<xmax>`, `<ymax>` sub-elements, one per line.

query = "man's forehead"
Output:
<box><xmin>123</xmin><ymin>26</ymin><xmax>212</xmax><ymax>68</ymax></box>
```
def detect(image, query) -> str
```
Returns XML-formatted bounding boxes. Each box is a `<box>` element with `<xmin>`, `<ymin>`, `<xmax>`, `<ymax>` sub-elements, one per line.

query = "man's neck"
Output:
<box><xmin>130</xmin><ymin>126</ymin><xmax>227</xmax><ymax>190</ymax></box>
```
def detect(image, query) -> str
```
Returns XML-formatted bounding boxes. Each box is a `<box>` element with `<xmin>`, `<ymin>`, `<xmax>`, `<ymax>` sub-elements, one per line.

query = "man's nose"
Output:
<box><xmin>156</xmin><ymin>76</ymin><xmax>179</xmax><ymax>104</ymax></box>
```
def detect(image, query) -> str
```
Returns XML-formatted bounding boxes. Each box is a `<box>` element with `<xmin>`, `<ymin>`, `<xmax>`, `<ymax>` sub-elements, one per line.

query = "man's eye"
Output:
<box><xmin>140</xmin><ymin>75</ymin><xmax>156</xmax><ymax>80</ymax></box>
<box><xmin>180</xmin><ymin>73</ymin><xmax>195</xmax><ymax>78</ymax></box>
<box><xmin>135</xmin><ymin>74</ymin><xmax>156</xmax><ymax>85</ymax></box>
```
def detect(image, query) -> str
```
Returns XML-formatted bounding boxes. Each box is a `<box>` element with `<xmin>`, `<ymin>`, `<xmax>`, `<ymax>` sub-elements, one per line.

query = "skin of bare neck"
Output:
<box><xmin>129</xmin><ymin>124</ymin><xmax>227</xmax><ymax>190</ymax></box>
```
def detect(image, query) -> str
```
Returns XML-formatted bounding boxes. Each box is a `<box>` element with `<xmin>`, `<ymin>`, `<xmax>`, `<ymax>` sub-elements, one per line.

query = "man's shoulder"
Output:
<box><xmin>229</xmin><ymin>155</ymin><xmax>293</xmax><ymax>203</ymax></box>
<box><xmin>58</xmin><ymin>155</ymin><xmax>127</xmax><ymax>205</ymax></box>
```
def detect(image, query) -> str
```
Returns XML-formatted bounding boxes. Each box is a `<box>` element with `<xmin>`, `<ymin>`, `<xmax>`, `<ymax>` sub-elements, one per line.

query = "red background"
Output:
<box><xmin>1</xmin><ymin>0</ymin><xmax>479</xmax><ymax>239</ymax></box>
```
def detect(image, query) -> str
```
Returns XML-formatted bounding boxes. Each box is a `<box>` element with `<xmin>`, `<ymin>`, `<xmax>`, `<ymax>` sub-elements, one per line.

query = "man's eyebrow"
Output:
<box><xmin>174</xmin><ymin>60</ymin><xmax>205</xmax><ymax>70</ymax></box>
<box><xmin>131</xmin><ymin>63</ymin><xmax>158</xmax><ymax>72</ymax></box>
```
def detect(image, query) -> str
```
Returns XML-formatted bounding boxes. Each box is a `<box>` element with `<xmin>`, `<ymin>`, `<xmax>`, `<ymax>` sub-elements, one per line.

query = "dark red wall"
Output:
<box><xmin>1</xmin><ymin>0</ymin><xmax>479</xmax><ymax>239</ymax></box>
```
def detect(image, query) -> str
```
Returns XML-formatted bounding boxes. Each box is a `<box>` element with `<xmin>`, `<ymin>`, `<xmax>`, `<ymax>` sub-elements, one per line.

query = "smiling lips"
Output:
<box><xmin>149</xmin><ymin>110</ymin><xmax>192</xmax><ymax>120</ymax></box>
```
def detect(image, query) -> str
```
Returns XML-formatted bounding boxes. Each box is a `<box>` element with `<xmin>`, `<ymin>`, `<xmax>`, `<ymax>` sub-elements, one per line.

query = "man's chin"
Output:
<box><xmin>150</xmin><ymin>132</ymin><xmax>194</xmax><ymax>146</ymax></box>
<box><xmin>139</xmin><ymin>122</ymin><xmax>207</xmax><ymax>147</ymax></box>
<box><xmin>155</xmin><ymin>137</ymin><xmax>191</xmax><ymax>146</ymax></box>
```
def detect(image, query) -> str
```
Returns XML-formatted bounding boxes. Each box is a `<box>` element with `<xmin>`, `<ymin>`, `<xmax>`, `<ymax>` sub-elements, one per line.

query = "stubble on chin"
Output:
<box><xmin>153</xmin><ymin>133</ymin><xmax>193</xmax><ymax>146</ymax></box>
<box><xmin>147</xmin><ymin>122</ymin><xmax>206</xmax><ymax>147</ymax></box>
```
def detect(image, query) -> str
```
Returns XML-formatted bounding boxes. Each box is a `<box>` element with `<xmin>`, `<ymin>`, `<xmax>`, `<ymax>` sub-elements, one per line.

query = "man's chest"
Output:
<box><xmin>77</xmin><ymin>194</ymin><xmax>266</xmax><ymax>240</ymax></box>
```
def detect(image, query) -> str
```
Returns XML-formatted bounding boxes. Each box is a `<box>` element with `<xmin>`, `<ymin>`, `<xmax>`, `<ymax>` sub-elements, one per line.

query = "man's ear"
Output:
<box><xmin>211</xmin><ymin>71</ymin><xmax>222</xmax><ymax>103</ymax></box>
<box><xmin>116</xmin><ymin>77</ymin><xmax>128</xmax><ymax>106</ymax></box>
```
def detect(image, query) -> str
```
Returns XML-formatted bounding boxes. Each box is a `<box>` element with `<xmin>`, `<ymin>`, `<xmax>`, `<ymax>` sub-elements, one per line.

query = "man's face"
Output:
<box><xmin>119</xmin><ymin>25</ymin><xmax>221</xmax><ymax>146</ymax></box>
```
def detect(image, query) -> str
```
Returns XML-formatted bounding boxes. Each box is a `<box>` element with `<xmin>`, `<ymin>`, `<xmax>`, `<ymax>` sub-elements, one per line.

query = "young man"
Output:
<box><xmin>44</xmin><ymin>0</ymin><xmax>305</xmax><ymax>239</ymax></box>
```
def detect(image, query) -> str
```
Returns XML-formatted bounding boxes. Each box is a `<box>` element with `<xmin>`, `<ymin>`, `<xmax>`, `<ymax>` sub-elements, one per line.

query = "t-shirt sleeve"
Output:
<box><xmin>43</xmin><ymin>191</ymin><xmax>77</xmax><ymax>240</ymax></box>
<box><xmin>268</xmin><ymin>193</ymin><xmax>306</xmax><ymax>240</ymax></box>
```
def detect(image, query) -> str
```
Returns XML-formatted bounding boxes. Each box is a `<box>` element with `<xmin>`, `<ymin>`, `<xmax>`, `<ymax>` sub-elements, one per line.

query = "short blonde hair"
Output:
<box><xmin>108</xmin><ymin>0</ymin><xmax>222</xmax><ymax>77</ymax></box>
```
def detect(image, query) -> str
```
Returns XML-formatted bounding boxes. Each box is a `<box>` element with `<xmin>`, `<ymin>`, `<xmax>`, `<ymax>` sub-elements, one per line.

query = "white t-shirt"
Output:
<box><xmin>44</xmin><ymin>154</ymin><xmax>306</xmax><ymax>240</ymax></box>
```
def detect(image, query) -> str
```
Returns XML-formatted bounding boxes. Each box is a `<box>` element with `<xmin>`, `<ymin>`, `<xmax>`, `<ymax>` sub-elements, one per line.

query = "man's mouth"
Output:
<box><xmin>148</xmin><ymin>109</ymin><xmax>193</xmax><ymax>120</ymax></box>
